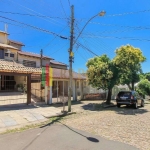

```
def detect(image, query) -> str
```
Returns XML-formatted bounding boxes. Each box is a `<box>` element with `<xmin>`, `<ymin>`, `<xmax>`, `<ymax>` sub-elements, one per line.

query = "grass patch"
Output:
<box><xmin>1</xmin><ymin>113</ymin><xmax>76</xmax><ymax>135</ymax></box>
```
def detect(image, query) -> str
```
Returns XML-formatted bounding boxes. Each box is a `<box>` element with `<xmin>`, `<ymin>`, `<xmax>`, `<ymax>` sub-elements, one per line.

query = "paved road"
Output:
<box><xmin>0</xmin><ymin>123</ymin><xmax>139</xmax><ymax>150</ymax></box>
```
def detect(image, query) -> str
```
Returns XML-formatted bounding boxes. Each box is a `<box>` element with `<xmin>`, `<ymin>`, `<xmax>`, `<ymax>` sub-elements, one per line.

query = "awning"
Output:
<box><xmin>0</xmin><ymin>59</ymin><xmax>41</xmax><ymax>74</ymax></box>
<box><xmin>0</xmin><ymin>43</ymin><xmax>19</xmax><ymax>50</ymax></box>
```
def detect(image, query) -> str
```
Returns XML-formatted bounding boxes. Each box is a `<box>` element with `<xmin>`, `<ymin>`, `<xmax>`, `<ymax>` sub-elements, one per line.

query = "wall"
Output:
<box><xmin>14</xmin><ymin>75</ymin><xmax>26</xmax><ymax>90</ymax></box>
<box><xmin>50</xmin><ymin>64</ymin><xmax>67</xmax><ymax>70</ymax></box>
<box><xmin>4</xmin><ymin>48</ymin><xmax>18</xmax><ymax>61</ymax></box>
<box><xmin>9</xmin><ymin>42</ymin><xmax>22</xmax><ymax>50</ymax></box>
<box><xmin>0</xmin><ymin>32</ymin><xmax>7</xmax><ymax>44</ymax></box>
<box><xmin>18</xmin><ymin>54</ymin><xmax>50</xmax><ymax>67</ymax></box>
<box><xmin>31</xmin><ymin>82</ymin><xmax>45</xmax><ymax>100</ymax></box>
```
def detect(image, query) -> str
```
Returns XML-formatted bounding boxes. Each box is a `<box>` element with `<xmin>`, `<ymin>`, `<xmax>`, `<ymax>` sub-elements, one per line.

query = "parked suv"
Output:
<box><xmin>116</xmin><ymin>91</ymin><xmax>144</xmax><ymax>109</ymax></box>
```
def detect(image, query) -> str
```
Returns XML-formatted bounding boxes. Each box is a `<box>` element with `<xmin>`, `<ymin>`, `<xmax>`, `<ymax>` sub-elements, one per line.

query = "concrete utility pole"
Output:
<box><xmin>68</xmin><ymin>5</ymin><xmax>74</xmax><ymax>112</ymax></box>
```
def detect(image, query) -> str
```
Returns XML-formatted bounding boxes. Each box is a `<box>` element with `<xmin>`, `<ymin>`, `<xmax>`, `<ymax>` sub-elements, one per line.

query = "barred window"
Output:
<box><xmin>23</xmin><ymin>60</ymin><xmax>36</xmax><ymax>67</ymax></box>
<box><xmin>10</xmin><ymin>53</ymin><xmax>14</xmax><ymax>58</ymax></box>
<box><xmin>5</xmin><ymin>53</ymin><xmax>9</xmax><ymax>57</ymax></box>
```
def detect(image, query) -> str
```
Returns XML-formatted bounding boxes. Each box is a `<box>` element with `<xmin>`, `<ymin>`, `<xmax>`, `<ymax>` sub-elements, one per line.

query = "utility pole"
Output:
<box><xmin>40</xmin><ymin>49</ymin><xmax>43</xmax><ymax>101</ymax></box>
<box><xmin>68</xmin><ymin>5</ymin><xmax>74</xmax><ymax>112</ymax></box>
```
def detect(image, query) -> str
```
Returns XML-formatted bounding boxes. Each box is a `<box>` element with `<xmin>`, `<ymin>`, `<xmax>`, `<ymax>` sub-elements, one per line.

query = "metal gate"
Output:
<box><xmin>0</xmin><ymin>74</ymin><xmax>27</xmax><ymax>106</ymax></box>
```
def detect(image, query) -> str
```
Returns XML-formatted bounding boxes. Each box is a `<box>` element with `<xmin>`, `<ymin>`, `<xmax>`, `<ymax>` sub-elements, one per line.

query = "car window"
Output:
<box><xmin>118</xmin><ymin>92</ymin><xmax>131</xmax><ymax>97</ymax></box>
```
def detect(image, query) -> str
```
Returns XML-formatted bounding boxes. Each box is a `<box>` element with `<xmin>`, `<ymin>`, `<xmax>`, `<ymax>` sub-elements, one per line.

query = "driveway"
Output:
<box><xmin>0</xmin><ymin>124</ymin><xmax>139</xmax><ymax>150</ymax></box>
<box><xmin>58</xmin><ymin>100</ymin><xmax>150</xmax><ymax>150</ymax></box>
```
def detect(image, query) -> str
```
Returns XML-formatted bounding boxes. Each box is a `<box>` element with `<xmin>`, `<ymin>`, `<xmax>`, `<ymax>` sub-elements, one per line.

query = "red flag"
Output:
<box><xmin>46</xmin><ymin>64</ymin><xmax>49</xmax><ymax>86</ymax></box>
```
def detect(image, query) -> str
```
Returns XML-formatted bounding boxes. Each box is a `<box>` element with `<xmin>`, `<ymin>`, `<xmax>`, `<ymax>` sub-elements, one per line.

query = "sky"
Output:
<box><xmin>0</xmin><ymin>0</ymin><xmax>150</xmax><ymax>73</ymax></box>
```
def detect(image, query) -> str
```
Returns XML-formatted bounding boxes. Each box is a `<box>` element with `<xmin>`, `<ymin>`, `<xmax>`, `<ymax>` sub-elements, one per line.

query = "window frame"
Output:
<box><xmin>10</xmin><ymin>53</ymin><xmax>15</xmax><ymax>58</ymax></box>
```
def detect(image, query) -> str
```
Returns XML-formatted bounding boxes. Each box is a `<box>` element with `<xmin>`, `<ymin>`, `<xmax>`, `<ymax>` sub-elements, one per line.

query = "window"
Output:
<box><xmin>23</xmin><ymin>60</ymin><xmax>36</xmax><ymax>67</ymax></box>
<box><xmin>5</xmin><ymin>53</ymin><xmax>9</xmax><ymax>57</ymax></box>
<box><xmin>10</xmin><ymin>53</ymin><xmax>14</xmax><ymax>58</ymax></box>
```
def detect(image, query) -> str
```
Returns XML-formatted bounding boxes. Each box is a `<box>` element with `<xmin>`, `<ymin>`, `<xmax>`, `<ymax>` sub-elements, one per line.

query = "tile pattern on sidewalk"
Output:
<box><xmin>0</xmin><ymin>104</ymin><xmax>62</xmax><ymax>132</ymax></box>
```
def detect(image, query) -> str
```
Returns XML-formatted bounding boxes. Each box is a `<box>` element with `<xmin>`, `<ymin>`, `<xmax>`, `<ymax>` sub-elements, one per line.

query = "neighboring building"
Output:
<box><xmin>0</xmin><ymin>30</ymin><xmax>86</xmax><ymax>105</ymax></box>
<box><xmin>50</xmin><ymin>60</ymin><xmax>68</xmax><ymax>70</ymax></box>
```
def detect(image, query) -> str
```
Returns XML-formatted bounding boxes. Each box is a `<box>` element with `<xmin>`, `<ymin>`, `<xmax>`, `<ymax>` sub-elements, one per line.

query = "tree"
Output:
<box><xmin>145</xmin><ymin>73</ymin><xmax>150</xmax><ymax>81</ymax></box>
<box><xmin>86</xmin><ymin>55</ymin><xmax>118</xmax><ymax>104</ymax></box>
<box><xmin>113</xmin><ymin>45</ymin><xmax>146</xmax><ymax>90</ymax></box>
<box><xmin>136</xmin><ymin>79</ymin><xmax>150</xmax><ymax>97</ymax></box>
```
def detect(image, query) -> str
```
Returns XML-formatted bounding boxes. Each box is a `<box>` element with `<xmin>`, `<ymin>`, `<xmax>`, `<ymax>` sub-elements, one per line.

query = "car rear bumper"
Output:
<box><xmin>116</xmin><ymin>100</ymin><xmax>136</xmax><ymax>105</ymax></box>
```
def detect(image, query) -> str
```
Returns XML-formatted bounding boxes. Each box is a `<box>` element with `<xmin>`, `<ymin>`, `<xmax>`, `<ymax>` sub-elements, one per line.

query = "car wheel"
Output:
<box><xmin>134</xmin><ymin>102</ymin><xmax>138</xmax><ymax>109</ymax></box>
<box><xmin>117</xmin><ymin>103</ymin><xmax>120</xmax><ymax>108</ymax></box>
<box><xmin>141</xmin><ymin>100</ymin><xmax>144</xmax><ymax>107</ymax></box>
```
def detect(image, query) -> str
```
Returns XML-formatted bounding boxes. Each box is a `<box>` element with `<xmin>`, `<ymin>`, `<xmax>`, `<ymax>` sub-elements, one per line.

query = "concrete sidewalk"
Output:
<box><xmin>0</xmin><ymin>104</ymin><xmax>63</xmax><ymax>133</ymax></box>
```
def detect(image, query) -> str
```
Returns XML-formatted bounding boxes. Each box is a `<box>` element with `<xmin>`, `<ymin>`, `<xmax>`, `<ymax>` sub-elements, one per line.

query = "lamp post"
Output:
<box><xmin>68</xmin><ymin>7</ymin><xmax>106</xmax><ymax>112</ymax></box>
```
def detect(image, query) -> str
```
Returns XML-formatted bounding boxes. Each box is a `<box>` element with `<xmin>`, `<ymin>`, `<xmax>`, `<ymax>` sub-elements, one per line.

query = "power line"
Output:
<box><xmin>74</xmin><ymin>21</ymin><xmax>114</xmax><ymax>56</ymax></box>
<box><xmin>77</xmin><ymin>42</ymin><xmax>99</xmax><ymax>56</ymax></box>
<box><xmin>106</xmin><ymin>9</ymin><xmax>150</xmax><ymax>17</ymax></box>
<box><xmin>0</xmin><ymin>15</ymin><xmax>69</xmax><ymax>39</ymax></box>
<box><xmin>76</xmin><ymin>9</ymin><xmax>150</xmax><ymax>20</ymax></box>
<box><xmin>5</xmin><ymin>0</ymin><xmax>66</xmax><ymax>27</ymax></box>
<box><xmin>82</xmin><ymin>35</ymin><xmax>150</xmax><ymax>42</ymax></box>
<box><xmin>88</xmin><ymin>22</ymin><xmax>150</xmax><ymax>30</ymax></box>
<box><xmin>43</xmin><ymin>25</ymin><xmax>68</xmax><ymax>49</ymax></box>
<box><xmin>59</xmin><ymin>0</ymin><xmax>68</xmax><ymax>18</ymax></box>
<box><xmin>68</xmin><ymin>0</ymin><xmax>71</xmax><ymax>7</ymax></box>
<box><xmin>50</xmin><ymin>43</ymin><xmax>68</xmax><ymax>55</ymax></box>
<box><xmin>0</xmin><ymin>10</ymin><xmax>68</xmax><ymax>19</ymax></box>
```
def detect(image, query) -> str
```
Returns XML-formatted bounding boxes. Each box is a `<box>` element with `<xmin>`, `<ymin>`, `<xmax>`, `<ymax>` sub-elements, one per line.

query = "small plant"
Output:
<box><xmin>17</xmin><ymin>84</ymin><xmax>23</xmax><ymax>89</ymax></box>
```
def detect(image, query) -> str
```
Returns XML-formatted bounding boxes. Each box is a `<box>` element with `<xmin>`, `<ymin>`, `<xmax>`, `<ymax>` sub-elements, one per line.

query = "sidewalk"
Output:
<box><xmin>0</xmin><ymin>103</ymin><xmax>63</xmax><ymax>133</ymax></box>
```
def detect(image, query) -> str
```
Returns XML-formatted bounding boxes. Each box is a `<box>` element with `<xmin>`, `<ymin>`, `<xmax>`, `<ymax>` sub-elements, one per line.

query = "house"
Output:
<box><xmin>0</xmin><ymin>30</ymin><xmax>86</xmax><ymax>105</ymax></box>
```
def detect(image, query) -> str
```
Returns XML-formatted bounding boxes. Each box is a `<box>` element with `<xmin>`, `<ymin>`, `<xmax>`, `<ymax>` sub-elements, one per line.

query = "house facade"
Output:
<box><xmin>0</xmin><ymin>30</ymin><xmax>86</xmax><ymax>105</ymax></box>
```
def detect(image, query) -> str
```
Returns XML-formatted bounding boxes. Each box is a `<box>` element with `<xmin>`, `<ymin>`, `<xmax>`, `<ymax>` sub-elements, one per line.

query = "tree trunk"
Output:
<box><xmin>131</xmin><ymin>82</ymin><xmax>134</xmax><ymax>91</ymax></box>
<box><xmin>106</xmin><ymin>88</ymin><xmax>112</xmax><ymax>104</ymax></box>
<box><xmin>127</xmin><ymin>84</ymin><xmax>132</xmax><ymax>90</ymax></box>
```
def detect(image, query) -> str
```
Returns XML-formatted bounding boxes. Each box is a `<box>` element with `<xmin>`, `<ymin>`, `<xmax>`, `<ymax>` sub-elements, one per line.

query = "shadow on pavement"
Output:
<box><xmin>52</xmin><ymin>101</ymin><xmax>83</xmax><ymax>108</ymax></box>
<box><xmin>40</xmin><ymin>117</ymin><xmax>99</xmax><ymax>143</ymax></box>
<box><xmin>81</xmin><ymin>102</ymin><xmax>149</xmax><ymax>115</ymax></box>
<box><xmin>0</xmin><ymin>103</ymin><xmax>50</xmax><ymax>112</ymax></box>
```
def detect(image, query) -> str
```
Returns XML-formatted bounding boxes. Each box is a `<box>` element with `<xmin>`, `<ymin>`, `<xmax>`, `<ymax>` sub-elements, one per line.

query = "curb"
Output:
<box><xmin>43</xmin><ymin>112</ymin><xmax>76</xmax><ymax>118</ymax></box>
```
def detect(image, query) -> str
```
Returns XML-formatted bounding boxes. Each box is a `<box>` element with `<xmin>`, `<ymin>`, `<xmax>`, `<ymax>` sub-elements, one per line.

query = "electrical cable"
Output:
<box><xmin>0</xmin><ymin>15</ymin><xmax>69</xmax><ymax>39</ymax></box>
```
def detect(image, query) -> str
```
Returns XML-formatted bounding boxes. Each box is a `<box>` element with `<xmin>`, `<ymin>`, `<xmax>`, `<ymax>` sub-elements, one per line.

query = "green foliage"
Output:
<box><xmin>136</xmin><ymin>79</ymin><xmax>150</xmax><ymax>96</ymax></box>
<box><xmin>86</xmin><ymin>55</ymin><xmax>118</xmax><ymax>91</ymax></box>
<box><xmin>113</xmin><ymin>45</ymin><xmax>146</xmax><ymax>90</ymax></box>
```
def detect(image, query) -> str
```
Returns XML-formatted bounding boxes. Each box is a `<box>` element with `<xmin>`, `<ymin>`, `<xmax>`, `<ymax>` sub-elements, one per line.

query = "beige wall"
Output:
<box><xmin>14</xmin><ymin>76</ymin><xmax>26</xmax><ymax>90</ymax></box>
<box><xmin>9</xmin><ymin>42</ymin><xmax>22</xmax><ymax>50</ymax></box>
<box><xmin>18</xmin><ymin>54</ymin><xmax>50</xmax><ymax>67</ymax></box>
<box><xmin>51</xmin><ymin>64</ymin><xmax>67</xmax><ymax>70</ymax></box>
<box><xmin>31</xmin><ymin>82</ymin><xmax>45</xmax><ymax>100</ymax></box>
<box><xmin>0</xmin><ymin>32</ymin><xmax>7</xmax><ymax>44</ymax></box>
<box><xmin>4</xmin><ymin>48</ymin><xmax>18</xmax><ymax>61</ymax></box>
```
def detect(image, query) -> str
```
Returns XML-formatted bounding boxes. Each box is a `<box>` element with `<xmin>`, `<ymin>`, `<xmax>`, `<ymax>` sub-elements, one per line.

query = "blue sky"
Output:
<box><xmin>0</xmin><ymin>0</ymin><xmax>150</xmax><ymax>73</ymax></box>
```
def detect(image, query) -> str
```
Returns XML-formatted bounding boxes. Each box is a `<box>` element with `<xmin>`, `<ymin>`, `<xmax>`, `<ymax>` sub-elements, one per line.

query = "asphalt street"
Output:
<box><xmin>0</xmin><ymin>123</ymin><xmax>139</xmax><ymax>150</ymax></box>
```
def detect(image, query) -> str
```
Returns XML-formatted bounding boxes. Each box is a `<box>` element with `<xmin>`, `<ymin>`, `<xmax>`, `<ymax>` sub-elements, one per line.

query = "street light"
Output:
<box><xmin>73</xmin><ymin>10</ymin><xmax>106</xmax><ymax>46</ymax></box>
<box><xmin>68</xmin><ymin>8</ymin><xmax>106</xmax><ymax>112</ymax></box>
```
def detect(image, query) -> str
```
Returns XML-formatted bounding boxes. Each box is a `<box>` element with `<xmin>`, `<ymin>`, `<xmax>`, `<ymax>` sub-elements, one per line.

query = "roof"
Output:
<box><xmin>0</xmin><ymin>43</ymin><xmax>19</xmax><ymax>50</ymax></box>
<box><xmin>18</xmin><ymin>51</ymin><xmax>53</xmax><ymax>60</ymax></box>
<box><xmin>53</xmin><ymin>68</ymin><xmax>86</xmax><ymax>80</ymax></box>
<box><xmin>9</xmin><ymin>39</ymin><xmax>25</xmax><ymax>46</ymax></box>
<box><xmin>50</xmin><ymin>60</ymin><xmax>68</xmax><ymax>66</ymax></box>
<box><xmin>0</xmin><ymin>59</ymin><xmax>41</xmax><ymax>74</ymax></box>
<box><xmin>0</xmin><ymin>30</ymin><xmax>9</xmax><ymax>35</ymax></box>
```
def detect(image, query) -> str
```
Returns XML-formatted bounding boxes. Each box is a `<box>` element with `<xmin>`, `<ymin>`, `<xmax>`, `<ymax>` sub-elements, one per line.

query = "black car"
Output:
<box><xmin>116</xmin><ymin>91</ymin><xmax>144</xmax><ymax>109</ymax></box>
